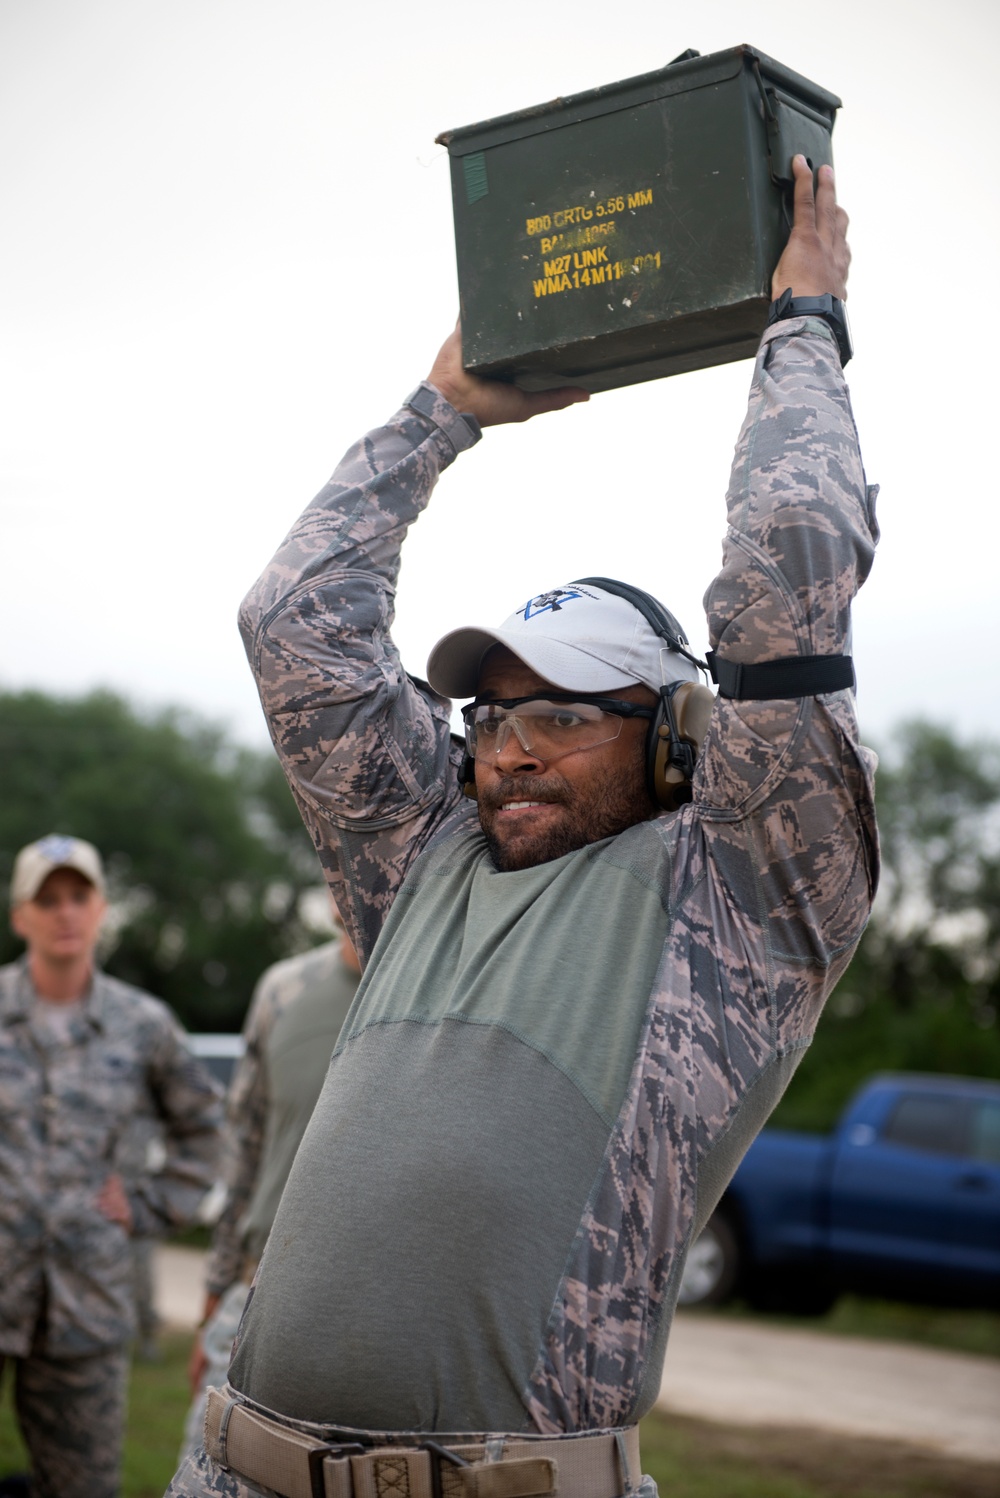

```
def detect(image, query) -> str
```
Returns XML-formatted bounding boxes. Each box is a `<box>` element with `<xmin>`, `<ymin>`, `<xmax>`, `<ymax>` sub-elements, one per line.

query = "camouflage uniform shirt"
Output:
<box><xmin>0</xmin><ymin>959</ymin><xmax>223</xmax><ymax>1357</ymax></box>
<box><xmin>231</xmin><ymin>319</ymin><xmax>879</xmax><ymax>1434</ymax></box>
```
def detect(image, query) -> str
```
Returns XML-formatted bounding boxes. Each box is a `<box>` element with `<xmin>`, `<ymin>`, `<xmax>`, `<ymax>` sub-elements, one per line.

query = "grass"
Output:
<box><xmin>170</xmin><ymin>1225</ymin><xmax>213</xmax><ymax>1251</ymax></box>
<box><xmin>639</xmin><ymin>1409</ymin><xmax>1000</xmax><ymax>1498</ymax></box>
<box><xmin>0</xmin><ymin>1334</ymin><xmax>193</xmax><ymax>1496</ymax></box>
<box><xmin>1</xmin><ymin>1318</ymin><xmax>997</xmax><ymax>1498</ymax></box>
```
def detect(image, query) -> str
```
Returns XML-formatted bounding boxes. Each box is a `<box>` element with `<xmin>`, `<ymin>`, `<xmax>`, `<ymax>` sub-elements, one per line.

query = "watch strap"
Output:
<box><xmin>766</xmin><ymin>288</ymin><xmax>852</xmax><ymax>365</ymax></box>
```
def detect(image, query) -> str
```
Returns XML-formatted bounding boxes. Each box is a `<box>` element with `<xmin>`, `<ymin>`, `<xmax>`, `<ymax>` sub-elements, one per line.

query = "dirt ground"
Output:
<box><xmin>156</xmin><ymin>1245</ymin><xmax>1000</xmax><ymax>1467</ymax></box>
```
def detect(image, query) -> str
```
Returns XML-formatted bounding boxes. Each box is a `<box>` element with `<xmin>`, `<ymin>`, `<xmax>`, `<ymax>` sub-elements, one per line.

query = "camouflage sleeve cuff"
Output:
<box><xmin>758</xmin><ymin>314</ymin><xmax>840</xmax><ymax>359</ymax></box>
<box><xmin>404</xmin><ymin>381</ymin><xmax>482</xmax><ymax>456</ymax></box>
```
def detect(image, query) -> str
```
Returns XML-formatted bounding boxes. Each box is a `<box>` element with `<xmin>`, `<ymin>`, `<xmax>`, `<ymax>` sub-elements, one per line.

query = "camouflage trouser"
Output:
<box><xmin>178</xmin><ymin>1282</ymin><xmax>250</xmax><ymax>1466</ymax></box>
<box><xmin>168</xmin><ymin>1442</ymin><xmax>280</xmax><ymax>1498</ymax></box>
<box><xmin>0</xmin><ymin>1344</ymin><xmax>128</xmax><ymax>1498</ymax></box>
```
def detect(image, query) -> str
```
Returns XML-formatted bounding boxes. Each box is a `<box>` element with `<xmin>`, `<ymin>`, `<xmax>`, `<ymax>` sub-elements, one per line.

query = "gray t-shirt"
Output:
<box><xmin>231</xmin><ymin>825</ymin><xmax>676</xmax><ymax>1430</ymax></box>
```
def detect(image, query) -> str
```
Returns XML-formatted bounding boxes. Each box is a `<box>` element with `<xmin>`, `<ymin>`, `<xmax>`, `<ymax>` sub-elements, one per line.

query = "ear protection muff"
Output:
<box><xmin>649</xmin><ymin>679</ymin><xmax>716</xmax><ymax>811</ymax></box>
<box><xmin>572</xmin><ymin>576</ymin><xmax>715</xmax><ymax>812</ymax></box>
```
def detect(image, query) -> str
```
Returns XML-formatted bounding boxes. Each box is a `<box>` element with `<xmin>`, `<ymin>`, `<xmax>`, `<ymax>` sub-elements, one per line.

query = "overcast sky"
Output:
<box><xmin>2</xmin><ymin>0</ymin><xmax>998</xmax><ymax>757</ymax></box>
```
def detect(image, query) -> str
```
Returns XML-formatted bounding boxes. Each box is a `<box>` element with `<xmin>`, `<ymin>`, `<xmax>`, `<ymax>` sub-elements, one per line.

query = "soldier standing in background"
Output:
<box><xmin>179</xmin><ymin>912</ymin><xmax>362</xmax><ymax>1460</ymax></box>
<box><xmin>0</xmin><ymin>835</ymin><xmax>223</xmax><ymax>1498</ymax></box>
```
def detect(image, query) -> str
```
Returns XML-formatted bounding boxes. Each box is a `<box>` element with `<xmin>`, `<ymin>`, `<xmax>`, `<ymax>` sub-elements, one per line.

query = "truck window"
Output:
<box><xmin>970</xmin><ymin>1100</ymin><xmax>1000</xmax><ymax>1164</ymax></box>
<box><xmin>882</xmin><ymin>1094</ymin><xmax>967</xmax><ymax>1157</ymax></box>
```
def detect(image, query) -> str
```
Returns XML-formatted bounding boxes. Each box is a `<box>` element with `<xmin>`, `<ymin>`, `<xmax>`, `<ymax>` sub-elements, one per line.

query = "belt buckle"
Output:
<box><xmin>419</xmin><ymin>1439</ymin><xmax>471</xmax><ymax>1498</ymax></box>
<box><xmin>307</xmin><ymin>1440</ymin><xmax>366</xmax><ymax>1498</ymax></box>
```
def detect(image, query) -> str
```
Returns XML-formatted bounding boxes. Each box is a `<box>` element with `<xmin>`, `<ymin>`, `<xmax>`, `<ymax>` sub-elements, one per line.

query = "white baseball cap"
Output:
<box><xmin>10</xmin><ymin>835</ymin><xmax>106</xmax><ymax>906</ymax></box>
<box><xmin>426</xmin><ymin>581</ymin><xmax>701</xmax><ymax>699</ymax></box>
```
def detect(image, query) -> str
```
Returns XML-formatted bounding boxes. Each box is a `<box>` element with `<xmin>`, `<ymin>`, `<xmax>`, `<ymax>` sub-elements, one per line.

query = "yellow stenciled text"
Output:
<box><xmin>532</xmin><ymin>249</ymin><xmax>661</xmax><ymax>298</ymax></box>
<box><xmin>526</xmin><ymin>186</ymin><xmax>653</xmax><ymax>238</ymax></box>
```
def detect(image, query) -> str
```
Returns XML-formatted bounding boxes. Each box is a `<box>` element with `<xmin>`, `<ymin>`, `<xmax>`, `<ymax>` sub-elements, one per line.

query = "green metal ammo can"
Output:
<box><xmin>437</xmin><ymin>45</ymin><xmax>841</xmax><ymax>392</ymax></box>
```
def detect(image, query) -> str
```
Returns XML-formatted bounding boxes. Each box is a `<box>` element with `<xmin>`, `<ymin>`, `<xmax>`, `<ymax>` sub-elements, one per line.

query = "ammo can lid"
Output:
<box><xmin>436</xmin><ymin>44</ymin><xmax>841</xmax><ymax>155</ymax></box>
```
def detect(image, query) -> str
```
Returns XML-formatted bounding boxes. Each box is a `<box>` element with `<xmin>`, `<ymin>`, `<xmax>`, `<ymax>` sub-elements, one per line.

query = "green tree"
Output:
<box><xmin>0</xmin><ymin>689</ymin><xmax>320</xmax><ymax>1032</ymax></box>
<box><xmin>774</xmin><ymin>720</ymin><xmax>1000</xmax><ymax>1131</ymax></box>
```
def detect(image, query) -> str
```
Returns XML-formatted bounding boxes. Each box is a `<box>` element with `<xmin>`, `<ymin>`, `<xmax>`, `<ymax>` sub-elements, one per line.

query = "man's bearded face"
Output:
<box><xmin>473</xmin><ymin>648</ymin><xmax>658</xmax><ymax>872</ymax></box>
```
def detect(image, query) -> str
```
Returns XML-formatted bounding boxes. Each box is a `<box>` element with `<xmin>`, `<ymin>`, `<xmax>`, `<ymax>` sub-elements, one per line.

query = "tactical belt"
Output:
<box><xmin>204</xmin><ymin>1386</ymin><xmax>642</xmax><ymax>1498</ymax></box>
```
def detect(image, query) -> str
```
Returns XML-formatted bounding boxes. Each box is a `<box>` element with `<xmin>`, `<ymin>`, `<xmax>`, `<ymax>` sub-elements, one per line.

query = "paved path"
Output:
<box><xmin>156</xmin><ymin>1246</ymin><xmax>1000</xmax><ymax>1466</ymax></box>
<box><xmin>157</xmin><ymin>1244</ymin><xmax>206</xmax><ymax>1328</ymax></box>
<box><xmin>658</xmin><ymin>1312</ymin><xmax>1000</xmax><ymax>1466</ymax></box>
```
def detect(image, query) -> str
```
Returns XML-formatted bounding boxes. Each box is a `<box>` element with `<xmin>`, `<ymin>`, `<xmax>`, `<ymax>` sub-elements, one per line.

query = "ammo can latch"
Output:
<box><xmin>749</xmin><ymin>50</ymin><xmax>836</xmax><ymax>190</ymax></box>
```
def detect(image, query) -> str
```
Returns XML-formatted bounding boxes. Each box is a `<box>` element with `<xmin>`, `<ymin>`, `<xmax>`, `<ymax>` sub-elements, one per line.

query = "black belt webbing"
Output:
<box><xmin>706</xmin><ymin>651</ymin><xmax>855</xmax><ymax>700</ymax></box>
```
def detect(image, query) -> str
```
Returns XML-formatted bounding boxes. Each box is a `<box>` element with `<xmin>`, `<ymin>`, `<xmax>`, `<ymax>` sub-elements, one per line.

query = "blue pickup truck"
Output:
<box><xmin>680</xmin><ymin>1073</ymin><xmax>1000</xmax><ymax>1314</ymax></box>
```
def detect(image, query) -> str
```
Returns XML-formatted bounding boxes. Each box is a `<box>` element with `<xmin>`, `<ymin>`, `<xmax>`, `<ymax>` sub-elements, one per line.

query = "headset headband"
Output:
<box><xmin>571</xmin><ymin>576</ymin><xmax>707</xmax><ymax>679</ymax></box>
<box><xmin>573</xmin><ymin>575</ymin><xmax>854</xmax><ymax>701</ymax></box>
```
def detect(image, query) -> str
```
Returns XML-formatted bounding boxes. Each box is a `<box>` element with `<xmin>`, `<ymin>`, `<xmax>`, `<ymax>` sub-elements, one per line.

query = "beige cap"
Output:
<box><xmin>10</xmin><ymin>835</ymin><xmax>106</xmax><ymax>906</ymax></box>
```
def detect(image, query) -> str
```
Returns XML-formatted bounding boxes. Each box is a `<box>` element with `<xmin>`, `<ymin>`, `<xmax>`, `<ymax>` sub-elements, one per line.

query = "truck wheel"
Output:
<box><xmin>678</xmin><ymin>1211</ymin><xmax>740</xmax><ymax>1306</ymax></box>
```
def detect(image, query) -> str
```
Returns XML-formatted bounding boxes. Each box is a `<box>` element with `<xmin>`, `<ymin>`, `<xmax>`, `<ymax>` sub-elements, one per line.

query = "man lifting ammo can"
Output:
<box><xmin>168</xmin><ymin>156</ymin><xmax>878</xmax><ymax>1498</ymax></box>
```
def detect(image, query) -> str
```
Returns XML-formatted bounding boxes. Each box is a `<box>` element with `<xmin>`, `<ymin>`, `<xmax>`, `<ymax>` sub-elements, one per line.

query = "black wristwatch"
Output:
<box><xmin>766</xmin><ymin>288</ymin><xmax>853</xmax><ymax>366</ymax></box>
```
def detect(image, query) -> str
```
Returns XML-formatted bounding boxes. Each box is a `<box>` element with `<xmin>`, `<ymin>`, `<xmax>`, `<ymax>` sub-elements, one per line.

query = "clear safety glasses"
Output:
<box><xmin>462</xmin><ymin>693</ymin><xmax>654</xmax><ymax>763</ymax></box>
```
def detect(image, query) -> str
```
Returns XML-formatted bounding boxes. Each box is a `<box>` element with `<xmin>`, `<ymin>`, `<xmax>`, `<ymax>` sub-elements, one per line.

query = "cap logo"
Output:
<box><xmin>36</xmin><ymin>835</ymin><xmax>75</xmax><ymax>862</ymax></box>
<box><xmin>519</xmin><ymin>587</ymin><xmax>587</xmax><ymax>620</ymax></box>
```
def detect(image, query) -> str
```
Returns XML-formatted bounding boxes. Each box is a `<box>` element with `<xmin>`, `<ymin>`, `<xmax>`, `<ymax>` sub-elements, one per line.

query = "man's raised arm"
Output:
<box><xmin>239</xmin><ymin>339</ymin><xmax>587</xmax><ymax>960</ymax></box>
<box><xmin>696</xmin><ymin>156</ymin><xmax>879</xmax><ymax>993</ymax></box>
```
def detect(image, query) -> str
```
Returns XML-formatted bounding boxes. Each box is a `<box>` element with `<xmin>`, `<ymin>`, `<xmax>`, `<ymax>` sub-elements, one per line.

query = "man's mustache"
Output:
<box><xmin>477</xmin><ymin>775</ymin><xmax>569</xmax><ymax>813</ymax></box>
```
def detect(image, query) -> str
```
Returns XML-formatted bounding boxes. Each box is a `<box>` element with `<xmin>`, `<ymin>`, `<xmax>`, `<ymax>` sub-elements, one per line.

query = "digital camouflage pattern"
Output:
<box><xmin>0</xmin><ymin>959</ymin><xmax>223</xmax><ymax>1358</ymax></box>
<box><xmin>239</xmin><ymin>377</ymin><xmax>481</xmax><ymax>965</ymax></box>
<box><xmin>120</xmin><ymin>1101</ymin><xmax>170</xmax><ymax>1349</ymax></box>
<box><xmin>233</xmin><ymin>318</ymin><xmax>878</xmax><ymax>1435</ymax></box>
<box><xmin>0</xmin><ymin>1344</ymin><xmax>128</xmax><ymax>1498</ymax></box>
<box><xmin>170</xmin><ymin>1442</ymin><xmax>274</xmax><ymax>1498</ymax></box>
